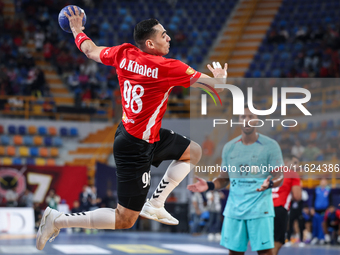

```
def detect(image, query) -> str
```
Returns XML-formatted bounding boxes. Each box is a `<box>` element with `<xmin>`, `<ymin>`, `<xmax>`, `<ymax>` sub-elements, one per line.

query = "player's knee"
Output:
<box><xmin>190</xmin><ymin>141</ymin><xmax>202</xmax><ymax>164</ymax></box>
<box><xmin>257</xmin><ymin>249</ymin><xmax>272</xmax><ymax>255</ymax></box>
<box><xmin>115</xmin><ymin>207</ymin><xmax>138</xmax><ymax>229</ymax></box>
<box><xmin>120</xmin><ymin>218</ymin><xmax>136</xmax><ymax>229</ymax></box>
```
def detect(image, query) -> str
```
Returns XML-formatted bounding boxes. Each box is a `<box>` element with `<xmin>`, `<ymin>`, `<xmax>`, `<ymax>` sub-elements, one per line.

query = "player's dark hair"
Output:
<box><xmin>134</xmin><ymin>19</ymin><xmax>160</xmax><ymax>49</ymax></box>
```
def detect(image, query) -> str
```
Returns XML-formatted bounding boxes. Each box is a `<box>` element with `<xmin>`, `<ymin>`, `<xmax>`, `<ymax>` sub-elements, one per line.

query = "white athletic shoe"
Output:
<box><xmin>324</xmin><ymin>234</ymin><xmax>331</xmax><ymax>243</ymax></box>
<box><xmin>310</xmin><ymin>237</ymin><xmax>318</xmax><ymax>245</ymax></box>
<box><xmin>214</xmin><ymin>233</ymin><xmax>221</xmax><ymax>242</ymax></box>
<box><xmin>207</xmin><ymin>233</ymin><xmax>214</xmax><ymax>241</ymax></box>
<box><xmin>139</xmin><ymin>200</ymin><xmax>179</xmax><ymax>225</ymax></box>
<box><xmin>284</xmin><ymin>241</ymin><xmax>292</xmax><ymax>247</ymax></box>
<box><xmin>36</xmin><ymin>207</ymin><xmax>62</xmax><ymax>250</ymax></box>
<box><xmin>319</xmin><ymin>239</ymin><xmax>325</xmax><ymax>245</ymax></box>
<box><xmin>298</xmin><ymin>242</ymin><xmax>305</xmax><ymax>248</ymax></box>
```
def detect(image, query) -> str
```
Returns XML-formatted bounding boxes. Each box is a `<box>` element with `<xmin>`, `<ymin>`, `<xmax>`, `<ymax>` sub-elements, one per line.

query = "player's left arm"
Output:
<box><xmin>64</xmin><ymin>6</ymin><xmax>105</xmax><ymax>63</ymax></box>
<box><xmin>257</xmin><ymin>141</ymin><xmax>284</xmax><ymax>192</ymax></box>
<box><xmin>291</xmin><ymin>185</ymin><xmax>302</xmax><ymax>201</ymax></box>
<box><xmin>291</xmin><ymin>174</ymin><xmax>302</xmax><ymax>201</ymax></box>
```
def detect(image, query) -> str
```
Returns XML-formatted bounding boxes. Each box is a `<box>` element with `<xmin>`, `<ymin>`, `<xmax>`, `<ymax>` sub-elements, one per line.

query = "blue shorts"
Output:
<box><xmin>220</xmin><ymin>217</ymin><xmax>274</xmax><ymax>252</ymax></box>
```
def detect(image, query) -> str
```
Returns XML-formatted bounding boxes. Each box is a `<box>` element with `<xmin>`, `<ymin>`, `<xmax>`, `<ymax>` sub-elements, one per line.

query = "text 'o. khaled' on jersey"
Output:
<box><xmin>120</xmin><ymin>58</ymin><xmax>159</xmax><ymax>79</ymax></box>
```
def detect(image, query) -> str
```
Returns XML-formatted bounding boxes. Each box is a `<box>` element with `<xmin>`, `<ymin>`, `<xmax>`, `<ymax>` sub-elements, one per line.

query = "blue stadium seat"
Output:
<box><xmin>38</xmin><ymin>126</ymin><xmax>47</xmax><ymax>136</ymax></box>
<box><xmin>8</xmin><ymin>125</ymin><xmax>16</xmax><ymax>134</ymax></box>
<box><xmin>13</xmin><ymin>158</ymin><xmax>22</xmax><ymax>165</ymax></box>
<box><xmin>262</xmin><ymin>53</ymin><xmax>271</xmax><ymax>61</ymax></box>
<box><xmin>265</xmin><ymin>71</ymin><xmax>272</xmax><ymax>77</ymax></box>
<box><xmin>60</xmin><ymin>127</ymin><xmax>68</xmax><ymax>136</ymax></box>
<box><xmin>18</xmin><ymin>126</ymin><xmax>26</xmax><ymax>135</ymax></box>
<box><xmin>30</xmin><ymin>147</ymin><xmax>39</xmax><ymax>157</ymax></box>
<box><xmin>316</xmin><ymin>155</ymin><xmax>324</xmax><ymax>161</ymax></box>
<box><xmin>252</xmin><ymin>70</ymin><xmax>262</xmax><ymax>78</ymax></box>
<box><xmin>280</xmin><ymin>52</ymin><xmax>290</xmax><ymax>60</ymax></box>
<box><xmin>325</xmin><ymin>99</ymin><xmax>332</xmax><ymax>105</ymax></box>
<box><xmin>277</xmin><ymin>44</ymin><xmax>286</xmax><ymax>52</ymax></box>
<box><xmin>315</xmin><ymin>121</ymin><xmax>321</xmax><ymax>129</ymax></box>
<box><xmin>26</xmin><ymin>158</ymin><xmax>35</xmax><ymax>165</ymax></box>
<box><xmin>327</xmin><ymin>120</ymin><xmax>334</xmax><ymax>128</ymax></box>
<box><xmin>249</xmin><ymin>62</ymin><xmax>257</xmax><ymax>70</ymax></box>
<box><xmin>1</xmin><ymin>135</ymin><xmax>10</xmax><ymax>145</ymax></box>
<box><xmin>245</xmin><ymin>71</ymin><xmax>252</xmax><ymax>78</ymax></box>
<box><xmin>259</xmin><ymin>62</ymin><xmax>266</xmax><ymax>70</ymax></box>
<box><xmin>44</xmin><ymin>137</ymin><xmax>53</xmax><ymax>146</ymax></box>
<box><xmin>271</xmin><ymin>62</ymin><xmax>279</xmax><ymax>69</ymax></box>
<box><xmin>96</xmin><ymin>110</ymin><xmax>107</xmax><ymax>115</ymax></box>
<box><xmin>254</xmin><ymin>54</ymin><xmax>261</xmax><ymax>62</ymax></box>
<box><xmin>330</xmin><ymin>130</ymin><xmax>338</xmax><ymax>137</ymax></box>
<box><xmin>23</xmin><ymin>136</ymin><xmax>33</xmax><ymax>146</ymax></box>
<box><xmin>307</xmin><ymin>122</ymin><xmax>314</xmax><ymax>130</ymax></box>
<box><xmin>54</xmin><ymin>137</ymin><xmax>63</xmax><ymax>147</ymax></box>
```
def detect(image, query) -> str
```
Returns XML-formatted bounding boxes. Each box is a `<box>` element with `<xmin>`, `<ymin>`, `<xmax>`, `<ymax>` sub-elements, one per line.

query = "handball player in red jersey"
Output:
<box><xmin>36</xmin><ymin>6</ymin><xmax>228</xmax><ymax>250</ymax></box>
<box><xmin>272</xmin><ymin>154</ymin><xmax>302</xmax><ymax>255</ymax></box>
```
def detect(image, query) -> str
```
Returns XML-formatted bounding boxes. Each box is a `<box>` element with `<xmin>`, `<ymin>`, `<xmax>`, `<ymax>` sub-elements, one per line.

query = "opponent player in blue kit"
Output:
<box><xmin>188</xmin><ymin>105</ymin><xmax>284</xmax><ymax>255</ymax></box>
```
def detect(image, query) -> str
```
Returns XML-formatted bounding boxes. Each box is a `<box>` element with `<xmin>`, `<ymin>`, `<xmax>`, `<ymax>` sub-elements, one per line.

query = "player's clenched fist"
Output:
<box><xmin>187</xmin><ymin>177</ymin><xmax>208</xmax><ymax>193</ymax></box>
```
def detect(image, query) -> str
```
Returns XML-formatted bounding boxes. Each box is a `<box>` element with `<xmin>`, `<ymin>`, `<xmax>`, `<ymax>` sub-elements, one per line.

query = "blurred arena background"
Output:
<box><xmin>0</xmin><ymin>0</ymin><xmax>340</xmax><ymax>254</ymax></box>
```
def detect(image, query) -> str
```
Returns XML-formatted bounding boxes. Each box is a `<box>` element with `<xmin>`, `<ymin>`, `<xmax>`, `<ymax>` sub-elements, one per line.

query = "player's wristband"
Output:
<box><xmin>268</xmin><ymin>180</ymin><xmax>274</xmax><ymax>189</ymax></box>
<box><xmin>75</xmin><ymin>33</ymin><xmax>91</xmax><ymax>52</ymax></box>
<box><xmin>207</xmin><ymin>181</ymin><xmax>215</xmax><ymax>191</ymax></box>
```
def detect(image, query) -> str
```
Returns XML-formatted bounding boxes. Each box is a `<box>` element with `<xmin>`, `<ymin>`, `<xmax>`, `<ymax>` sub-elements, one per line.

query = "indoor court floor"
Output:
<box><xmin>0</xmin><ymin>232</ymin><xmax>339</xmax><ymax>255</ymax></box>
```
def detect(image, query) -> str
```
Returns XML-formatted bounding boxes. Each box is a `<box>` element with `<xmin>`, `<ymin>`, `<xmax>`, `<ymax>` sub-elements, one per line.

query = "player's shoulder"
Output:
<box><xmin>257</xmin><ymin>133</ymin><xmax>280</xmax><ymax>147</ymax></box>
<box><xmin>160</xmin><ymin>57</ymin><xmax>187</xmax><ymax>67</ymax></box>
<box><xmin>119</xmin><ymin>43</ymin><xmax>138</xmax><ymax>50</ymax></box>
<box><xmin>284</xmin><ymin>170</ymin><xmax>300</xmax><ymax>179</ymax></box>
<box><xmin>104</xmin><ymin>43</ymin><xmax>138</xmax><ymax>56</ymax></box>
<box><xmin>223</xmin><ymin>135</ymin><xmax>242</xmax><ymax>151</ymax></box>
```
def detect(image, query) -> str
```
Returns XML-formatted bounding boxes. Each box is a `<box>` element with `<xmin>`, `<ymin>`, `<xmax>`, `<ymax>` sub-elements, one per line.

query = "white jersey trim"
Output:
<box><xmin>142</xmin><ymin>87</ymin><xmax>173</xmax><ymax>142</ymax></box>
<box><xmin>284</xmin><ymin>193</ymin><xmax>292</xmax><ymax>210</ymax></box>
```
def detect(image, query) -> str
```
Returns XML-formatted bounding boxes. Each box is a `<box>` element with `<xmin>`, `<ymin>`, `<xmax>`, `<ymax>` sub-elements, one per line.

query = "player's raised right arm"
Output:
<box><xmin>64</xmin><ymin>6</ymin><xmax>105</xmax><ymax>63</ymax></box>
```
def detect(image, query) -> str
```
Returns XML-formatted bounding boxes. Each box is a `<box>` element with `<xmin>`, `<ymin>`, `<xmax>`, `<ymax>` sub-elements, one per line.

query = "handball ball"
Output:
<box><xmin>58</xmin><ymin>5</ymin><xmax>86</xmax><ymax>33</ymax></box>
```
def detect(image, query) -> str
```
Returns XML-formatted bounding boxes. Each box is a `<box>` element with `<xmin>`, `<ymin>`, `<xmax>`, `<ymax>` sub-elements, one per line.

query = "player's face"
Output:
<box><xmin>288</xmin><ymin>157</ymin><xmax>300</xmax><ymax>168</ymax></box>
<box><xmin>151</xmin><ymin>24</ymin><xmax>171</xmax><ymax>56</ymax></box>
<box><xmin>239</xmin><ymin>108</ymin><xmax>257</xmax><ymax>135</ymax></box>
<box><xmin>320</xmin><ymin>178</ymin><xmax>327</xmax><ymax>187</ymax></box>
<box><xmin>328</xmin><ymin>206</ymin><xmax>335</xmax><ymax>213</ymax></box>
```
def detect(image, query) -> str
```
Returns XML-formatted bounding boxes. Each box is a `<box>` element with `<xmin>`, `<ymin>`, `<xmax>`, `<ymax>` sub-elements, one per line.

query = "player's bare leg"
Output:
<box><xmin>36</xmin><ymin>204</ymin><xmax>139</xmax><ymax>250</ymax></box>
<box><xmin>258</xmin><ymin>249</ymin><xmax>273</xmax><ymax>255</ymax></box>
<box><xmin>229</xmin><ymin>250</ymin><xmax>245</xmax><ymax>255</ymax></box>
<box><xmin>273</xmin><ymin>242</ymin><xmax>282</xmax><ymax>255</ymax></box>
<box><xmin>140</xmin><ymin>141</ymin><xmax>202</xmax><ymax>225</ymax></box>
